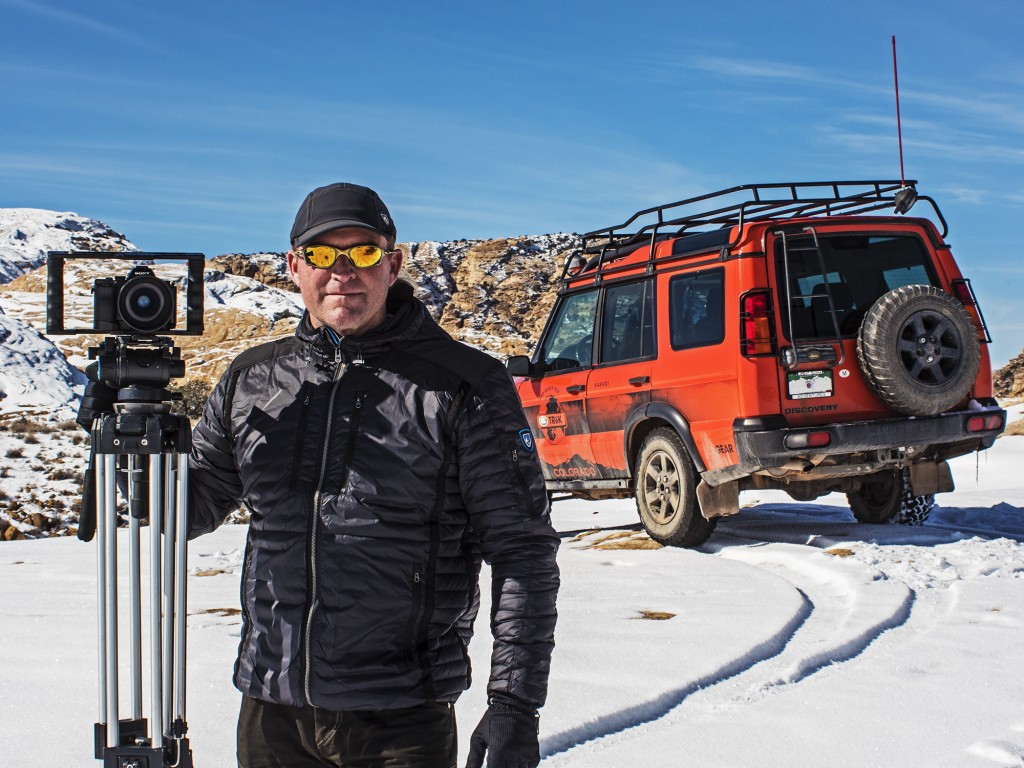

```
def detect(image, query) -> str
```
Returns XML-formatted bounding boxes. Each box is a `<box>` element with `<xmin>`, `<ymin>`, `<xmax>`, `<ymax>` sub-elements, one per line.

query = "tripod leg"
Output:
<box><xmin>128</xmin><ymin>455</ymin><xmax>144</xmax><ymax>722</ymax></box>
<box><xmin>94</xmin><ymin>445</ymin><xmax>107</xmax><ymax>751</ymax></box>
<box><xmin>149</xmin><ymin>454</ymin><xmax>165</xmax><ymax>751</ymax></box>
<box><xmin>162</xmin><ymin>456</ymin><xmax>176</xmax><ymax>736</ymax></box>
<box><xmin>101</xmin><ymin>453</ymin><xmax>120</xmax><ymax>749</ymax></box>
<box><xmin>174</xmin><ymin>453</ymin><xmax>189</xmax><ymax>726</ymax></box>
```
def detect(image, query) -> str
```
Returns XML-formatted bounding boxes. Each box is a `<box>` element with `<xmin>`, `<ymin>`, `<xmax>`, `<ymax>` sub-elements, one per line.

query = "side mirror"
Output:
<box><xmin>506</xmin><ymin>355</ymin><xmax>537</xmax><ymax>378</ymax></box>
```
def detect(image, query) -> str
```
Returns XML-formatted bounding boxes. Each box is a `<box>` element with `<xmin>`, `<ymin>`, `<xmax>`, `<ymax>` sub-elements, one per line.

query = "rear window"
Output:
<box><xmin>775</xmin><ymin>233</ymin><xmax>940</xmax><ymax>340</ymax></box>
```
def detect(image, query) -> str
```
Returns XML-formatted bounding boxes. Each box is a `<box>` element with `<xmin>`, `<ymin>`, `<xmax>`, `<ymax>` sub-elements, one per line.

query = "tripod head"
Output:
<box><xmin>90</xmin><ymin>335</ymin><xmax>186</xmax><ymax>406</ymax></box>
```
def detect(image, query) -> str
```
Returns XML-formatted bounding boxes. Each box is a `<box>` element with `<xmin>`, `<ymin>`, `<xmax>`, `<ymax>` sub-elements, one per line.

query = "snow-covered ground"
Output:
<box><xmin>2</xmin><ymin>405</ymin><xmax>1023</xmax><ymax>768</ymax></box>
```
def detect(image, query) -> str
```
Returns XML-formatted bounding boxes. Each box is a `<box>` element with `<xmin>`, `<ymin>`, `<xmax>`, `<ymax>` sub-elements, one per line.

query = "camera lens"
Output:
<box><xmin>117</xmin><ymin>274</ymin><xmax>176</xmax><ymax>334</ymax></box>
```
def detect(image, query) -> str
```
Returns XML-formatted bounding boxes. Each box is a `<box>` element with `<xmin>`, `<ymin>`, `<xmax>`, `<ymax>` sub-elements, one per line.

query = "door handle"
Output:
<box><xmin>629</xmin><ymin>376</ymin><xmax>650</xmax><ymax>386</ymax></box>
<box><xmin>566</xmin><ymin>384</ymin><xmax>586</xmax><ymax>394</ymax></box>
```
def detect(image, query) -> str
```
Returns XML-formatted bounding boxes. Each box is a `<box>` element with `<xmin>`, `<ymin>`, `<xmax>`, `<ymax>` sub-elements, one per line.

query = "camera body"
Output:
<box><xmin>46</xmin><ymin>251</ymin><xmax>205</xmax><ymax>337</ymax></box>
<box><xmin>92</xmin><ymin>265</ymin><xmax>178</xmax><ymax>335</ymax></box>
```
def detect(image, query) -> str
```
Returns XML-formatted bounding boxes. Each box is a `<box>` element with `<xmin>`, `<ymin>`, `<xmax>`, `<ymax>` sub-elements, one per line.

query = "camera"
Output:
<box><xmin>93</xmin><ymin>265</ymin><xmax>177</xmax><ymax>335</ymax></box>
<box><xmin>46</xmin><ymin>251</ymin><xmax>205</xmax><ymax>337</ymax></box>
<box><xmin>46</xmin><ymin>251</ymin><xmax>206</xmax><ymax>395</ymax></box>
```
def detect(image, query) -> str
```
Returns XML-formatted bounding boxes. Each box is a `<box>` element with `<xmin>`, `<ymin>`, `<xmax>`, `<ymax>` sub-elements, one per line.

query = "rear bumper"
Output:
<box><xmin>706</xmin><ymin>405</ymin><xmax>1006</xmax><ymax>486</ymax></box>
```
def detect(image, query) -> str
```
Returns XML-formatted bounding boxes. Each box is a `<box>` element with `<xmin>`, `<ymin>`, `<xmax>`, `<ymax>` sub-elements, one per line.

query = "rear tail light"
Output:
<box><xmin>740</xmin><ymin>290</ymin><xmax>776</xmax><ymax>357</ymax></box>
<box><xmin>966</xmin><ymin>414</ymin><xmax>1004</xmax><ymax>433</ymax></box>
<box><xmin>950</xmin><ymin>279</ymin><xmax>975</xmax><ymax>306</ymax></box>
<box><xmin>784</xmin><ymin>431</ymin><xmax>832</xmax><ymax>449</ymax></box>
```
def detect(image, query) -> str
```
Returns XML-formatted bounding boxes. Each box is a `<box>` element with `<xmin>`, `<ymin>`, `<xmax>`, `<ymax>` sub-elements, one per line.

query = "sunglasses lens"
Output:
<box><xmin>348</xmin><ymin>245</ymin><xmax>384</xmax><ymax>267</ymax></box>
<box><xmin>301</xmin><ymin>244</ymin><xmax>387</xmax><ymax>269</ymax></box>
<box><xmin>303</xmin><ymin>246</ymin><xmax>338</xmax><ymax>268</ymax></box>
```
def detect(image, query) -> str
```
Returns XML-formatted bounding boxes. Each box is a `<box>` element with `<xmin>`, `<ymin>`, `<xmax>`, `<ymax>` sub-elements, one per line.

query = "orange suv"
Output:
<box><xmin>507</xmin><ymin>180</ymin><xmax>1007</xmax><ymax>547</ymax></box>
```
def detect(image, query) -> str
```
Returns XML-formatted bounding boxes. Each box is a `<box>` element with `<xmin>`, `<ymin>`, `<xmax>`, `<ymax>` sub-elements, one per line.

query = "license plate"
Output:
<box><xmin>787</xmin><ymin>370</ymin><xmax>833</xmax><ymax>399</ymax></box>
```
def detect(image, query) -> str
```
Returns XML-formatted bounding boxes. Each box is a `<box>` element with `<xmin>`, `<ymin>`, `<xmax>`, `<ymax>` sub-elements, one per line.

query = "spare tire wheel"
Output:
<box><xmin>856</xmin><ymin>285</ymin><xmax>980</xmax><ymax>416</ymax></box>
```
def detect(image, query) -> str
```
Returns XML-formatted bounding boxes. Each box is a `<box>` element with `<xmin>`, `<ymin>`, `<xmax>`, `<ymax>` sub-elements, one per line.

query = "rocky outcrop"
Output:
<box><xmin>211</xmin><ymin>234</ymin><xmax>581</xmax><ymax>359</ymax></box>
<box><xmin>211</xmin><ymin>253</ymin><xmax>294</xmax><ymax>293</ymax></box>
<box><xmin>994</xmin><ymin>349</ymin><xmax>1024</xmax><ymax>401</ymax></box>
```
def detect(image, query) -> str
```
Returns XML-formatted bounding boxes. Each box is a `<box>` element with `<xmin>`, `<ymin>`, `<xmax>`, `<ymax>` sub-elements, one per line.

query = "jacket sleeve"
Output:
<box><xmin>187</xmin><ymin>367</ymin><xmax>244</xmax><ymax>539</ymax></box>
<box><xmin>455</xmin><ymin>362</ymin><xmax>560</xmax><ymax>710</ymax></box>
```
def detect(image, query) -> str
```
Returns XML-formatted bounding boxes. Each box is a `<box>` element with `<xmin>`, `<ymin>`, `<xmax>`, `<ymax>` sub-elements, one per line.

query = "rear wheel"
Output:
<box><xmin>635</xmin><ymin>428</ymin><xmax>716</xmax><ymax>548</ymax></box>
<box><xmin>847</xmin><ymin>468</ymin><xmax>935</xmax><ymax>526</ymax></box>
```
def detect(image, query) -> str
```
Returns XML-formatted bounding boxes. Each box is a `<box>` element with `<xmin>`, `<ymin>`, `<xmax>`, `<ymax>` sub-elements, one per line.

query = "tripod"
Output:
<box><xmin>88</xmin><ymin>398</ymin><xmax>194</xmax><ymax>768</ymax></box>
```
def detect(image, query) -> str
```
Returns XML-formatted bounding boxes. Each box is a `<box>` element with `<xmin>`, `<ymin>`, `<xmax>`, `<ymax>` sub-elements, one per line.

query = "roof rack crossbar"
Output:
<box><xmin>582</xmin><ymin>180</ymin><xmax>921</xmax><ymax>245</ymax></box>
<box><xmin>565</xmin><ymin>180</ymin><xmax>944</xmax><ymax>284</ymax></box>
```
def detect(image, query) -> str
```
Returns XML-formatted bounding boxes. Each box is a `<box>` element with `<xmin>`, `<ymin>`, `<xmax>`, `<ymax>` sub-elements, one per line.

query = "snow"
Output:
<box><xmin>0</xmin><ymin>308</ymin><xmax>86</xmax><ymax>419</ymax></box>
<box><xmin>2</xmin><ymin>405</ymin><xmax>1023</xmax><ymax>767</ymax></box>
<box><xmin>0</xmin><ymin>208</ymin><xmax>136</xmax><ymax>283</ymax></box>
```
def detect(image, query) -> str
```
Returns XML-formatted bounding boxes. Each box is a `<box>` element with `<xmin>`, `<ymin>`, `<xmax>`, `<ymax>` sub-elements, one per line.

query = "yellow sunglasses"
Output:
<box><xmin>299</xmin><ymin>244</ymin><xmax>395</xmax><ymax>269</ymax></box>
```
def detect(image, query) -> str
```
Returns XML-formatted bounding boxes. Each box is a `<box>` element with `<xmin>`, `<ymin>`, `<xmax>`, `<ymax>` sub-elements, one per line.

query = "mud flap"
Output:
<box><xmin>696</xmin><ymin>479</ymin><xmax>740</xmax><ymax>520</ymax></box>
<box><xmin>908</xmin><ymin>460</ymin><xmax>954</xmax><ymax>495</ymax></box>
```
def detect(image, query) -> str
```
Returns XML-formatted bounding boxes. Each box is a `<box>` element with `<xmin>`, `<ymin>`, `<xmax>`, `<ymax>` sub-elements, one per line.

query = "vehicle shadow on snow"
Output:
<box><xmin>710</xmin><ymin>500</ymin><xmax>1024</xmax><ymax>550</ymax></box>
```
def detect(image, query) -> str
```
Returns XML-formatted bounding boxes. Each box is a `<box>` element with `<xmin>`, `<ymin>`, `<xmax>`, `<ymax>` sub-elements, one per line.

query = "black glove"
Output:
<box><xmin>465</xmin><ymin>694</ymin><xmax>540</xmax><ymax>768</ymax></box>
<box><xmin>76</xmin><ymin>362</ymin><xmax>117</xmax><ymax>432</ymax></box>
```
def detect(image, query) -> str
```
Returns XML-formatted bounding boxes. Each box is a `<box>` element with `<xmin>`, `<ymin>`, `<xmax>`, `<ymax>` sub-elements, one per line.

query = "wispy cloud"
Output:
<box><xmin>2</xmin><ymin>0</ymin><xmax>151</xmax><ymax>46</ymax></box>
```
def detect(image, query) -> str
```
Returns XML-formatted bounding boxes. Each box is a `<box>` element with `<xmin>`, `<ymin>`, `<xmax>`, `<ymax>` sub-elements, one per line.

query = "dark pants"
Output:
<box><xmin>237</xmin><ymin>696</ymin><xmax>457</xmax><ymax>768</ymax></box>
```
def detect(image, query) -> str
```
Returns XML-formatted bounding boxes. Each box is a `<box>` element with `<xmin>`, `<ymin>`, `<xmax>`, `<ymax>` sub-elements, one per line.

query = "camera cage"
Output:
<box><xmin>46</xmin><ymin>251</ymin><xmax>206</xmax><ymax>337</ymax></box>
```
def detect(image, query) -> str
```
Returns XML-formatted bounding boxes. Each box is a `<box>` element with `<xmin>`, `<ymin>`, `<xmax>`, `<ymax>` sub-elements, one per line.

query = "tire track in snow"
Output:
<box><xmin>698</xmin><ymin>540</ymin><xmax>915</xmax><ymax>706</ymax></box>
<box><xmin>541</xmin><ymin>538</ymin><xmax>916</xmax><ymax>762</ymax></box>
<box><xmin>540</xmin><ymin>588</ymin><xmax>812</xmax><ymax>759</ymax></box>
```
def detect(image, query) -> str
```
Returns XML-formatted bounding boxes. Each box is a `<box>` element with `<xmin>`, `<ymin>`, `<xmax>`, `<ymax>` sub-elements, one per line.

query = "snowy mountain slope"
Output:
<box><xmin>0</xmin><ymin>307</ymin><xmax>85</xmax><ymax>419</ymax></box>
<box><xmin>0</xmin><ymin>208</ymin><xmax>136</xmax><ymax>283</ymax></box>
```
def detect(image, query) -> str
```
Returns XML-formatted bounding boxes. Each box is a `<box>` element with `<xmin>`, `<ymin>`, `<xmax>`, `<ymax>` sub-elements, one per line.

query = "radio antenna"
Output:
<box><xmin>892</xmin><ymin>35</ymin><xmax>906</xmax><ymax>187</ymax></box>
<box><xmin>890</xmin><ymin>35</ymin><xmax>917</xmax><ymax>214</ymax></box>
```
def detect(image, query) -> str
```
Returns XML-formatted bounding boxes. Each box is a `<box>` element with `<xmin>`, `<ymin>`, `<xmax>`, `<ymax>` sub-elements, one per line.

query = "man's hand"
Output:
<box><xmin>76</xmin><ymin>362</ymin><xmax>117</xmax><ymax>432</ymax></box>
<box><xmin>465</xmin><ymin>695</ymin><xmax>540</xmax><ymax>768</ymax></box>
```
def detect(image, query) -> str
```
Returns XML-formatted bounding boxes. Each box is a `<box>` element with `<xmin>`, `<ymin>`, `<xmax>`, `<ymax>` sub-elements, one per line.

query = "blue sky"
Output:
<box><xmin>2</xmin><ymin>0</ymin><xmax>1022</xmax><ymax>365</ymax></box>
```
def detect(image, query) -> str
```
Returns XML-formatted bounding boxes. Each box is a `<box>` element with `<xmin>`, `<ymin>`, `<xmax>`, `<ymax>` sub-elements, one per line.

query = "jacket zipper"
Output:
<box><xmin>303</xmin><ymin>345</ymin><xmax>347</xmax><ymax>703</ymax></box>
<box><xmin>511</xmin><ymin>444</ymin><xmax>540</xmax><ymax>518</ymax></box>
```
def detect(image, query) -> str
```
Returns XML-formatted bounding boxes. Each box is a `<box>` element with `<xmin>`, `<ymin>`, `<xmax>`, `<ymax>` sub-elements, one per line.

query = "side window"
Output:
<box><xmin>600</xmin><ymin>280</ymin><xmax>654</xmax><ymax>364</ymax></box>
<box><xmin>540</xmin><ymin>290</ymin><xmax>598</xmax><ymax>371</ymax></box>
<box><xmin>669</xmin><ymin>269</ymin><xmax>725</xmax><ymax>349</ymax></box>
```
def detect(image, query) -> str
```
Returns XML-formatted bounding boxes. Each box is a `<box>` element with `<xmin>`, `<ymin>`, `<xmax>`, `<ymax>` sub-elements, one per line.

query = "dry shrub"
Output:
<box><xmin>583</xmin><ymin>531</ymin><xmax>663</xmax><ymax>550</ymax></box>
<box><xmin>825</xmin><ymin>547</ymin><xmax>856</xmax><ymax>558</ymax></box>
<box><xmin>636</xmin><ymin>610</ymin><xmax>677</xmax><ymax>621</ymax></box>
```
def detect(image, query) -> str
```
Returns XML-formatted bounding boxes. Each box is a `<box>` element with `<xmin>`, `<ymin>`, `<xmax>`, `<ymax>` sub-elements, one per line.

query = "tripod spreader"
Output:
<box><xmin>90</xmin><ymin>405</ymin><xmax>194</xmax><ymax>768</ymax></box>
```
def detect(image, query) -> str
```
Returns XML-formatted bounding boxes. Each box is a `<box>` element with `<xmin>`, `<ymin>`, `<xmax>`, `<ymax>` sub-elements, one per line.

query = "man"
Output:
<box><xmin>80</xmin><ymin>183</ymin><xmax>560</xmax><ymax>768</ymax></box>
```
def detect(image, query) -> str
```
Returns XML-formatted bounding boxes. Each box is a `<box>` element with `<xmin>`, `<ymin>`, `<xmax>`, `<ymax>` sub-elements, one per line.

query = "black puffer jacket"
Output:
<box><xmin>188</xmin><ymin>283</ymin><xmax>560</xmax><ymax>710</ymax></box>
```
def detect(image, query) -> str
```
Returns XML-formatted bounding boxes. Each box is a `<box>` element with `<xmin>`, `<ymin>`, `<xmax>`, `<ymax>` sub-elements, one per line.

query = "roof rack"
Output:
<box><xmin>569</xmin><ymin>180</ymin><xmax>947</xmax><ymax>283</ymax></box>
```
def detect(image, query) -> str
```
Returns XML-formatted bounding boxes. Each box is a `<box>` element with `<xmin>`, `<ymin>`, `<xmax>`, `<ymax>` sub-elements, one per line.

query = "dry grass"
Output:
<box><xmin>579</xmin><ymin>530</ymin><xmax>664</xmax><ymax>550</ymax></box>
<box><xmin>1002</xmin><ymin>418</ymin><xmax>1024</xmax><ymax>437</ymax></box>
<box><xmin>193</xmin><ymin>568</ymin><xmax>227</xmax><ymax>577</ymax></box>
<box><xmin>192</xmin><ymin>607</ymin><xmax>240</xmax><ymax>616</ymax></box>
<box><xmin>635</xmin><ymin>610</ymin><xmax>677</xmax><ymax>621</ymax></box>
<box><xmin>825</xmin><ymin>547</ymin><xmax>856</xmax><ymax>558</ymax></box>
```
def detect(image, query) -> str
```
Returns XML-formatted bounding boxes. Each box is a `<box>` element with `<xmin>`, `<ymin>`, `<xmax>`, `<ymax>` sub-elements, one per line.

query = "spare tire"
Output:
<box><xmin>857</xmin><ymin>285</ymin><xmax>980</xmax><ymax>416</ymax></box>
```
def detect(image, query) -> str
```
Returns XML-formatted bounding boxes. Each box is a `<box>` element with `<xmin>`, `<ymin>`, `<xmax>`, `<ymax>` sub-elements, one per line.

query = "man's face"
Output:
<box><xmin>287</xmin><ymin>227</ymin><xmax>403</xmax><ymax>336</ymax></box>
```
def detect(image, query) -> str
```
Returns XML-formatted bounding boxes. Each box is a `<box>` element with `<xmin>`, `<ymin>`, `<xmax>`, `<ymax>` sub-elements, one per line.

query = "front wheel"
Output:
<box><xmin>635</xmin><ymin>428</ymin><xmax>716</xmax><ymax>548</ymax></box>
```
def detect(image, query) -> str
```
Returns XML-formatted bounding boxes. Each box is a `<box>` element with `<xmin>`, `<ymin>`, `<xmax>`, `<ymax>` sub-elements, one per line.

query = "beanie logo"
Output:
<box><xmin>381</xmin><ymin>213</ymin><xmax>390</xmax><ymax>226</ymax></box>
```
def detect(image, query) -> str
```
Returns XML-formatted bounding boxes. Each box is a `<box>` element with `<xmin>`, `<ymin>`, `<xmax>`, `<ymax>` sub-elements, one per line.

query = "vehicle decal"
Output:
<box><xmin>538</xmin><ymin>396</ymin><xmax>569</xmax><ymax>444</ymax></box>
<box><xmin>784</xmin><ymin>403</ymin><xmax>839</xmax><ymax>415</ymax></box>
<box><xmin>547</xmin><ymin>456</ymin><xmax>604</xmax><ymax>480</ymax></box>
